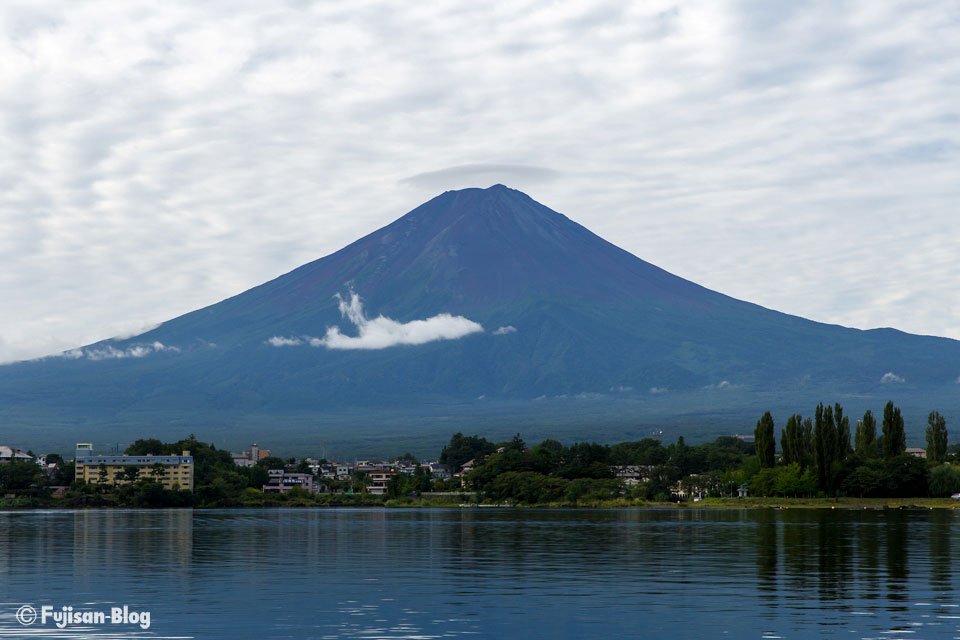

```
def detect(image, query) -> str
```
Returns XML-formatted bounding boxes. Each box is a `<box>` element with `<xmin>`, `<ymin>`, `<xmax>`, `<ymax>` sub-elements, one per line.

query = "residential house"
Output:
<box><xmin>262</xmin><ymin>469</ymin><xmax>319</xmax><ymax>494</ymax></box>
<box><xmin>427</xmin><ymin>462</ymin><xmax>451</xmax><ymax>480</ymax></box>
<box><xmin>0</xmin><ymin>446</ymin><xmax>33</xmax><ymax>464</ymax></box>
<box><xmin>365</xmin><ymin>470</ymin><xmax>396</xmax><ymax>495</ymax></box>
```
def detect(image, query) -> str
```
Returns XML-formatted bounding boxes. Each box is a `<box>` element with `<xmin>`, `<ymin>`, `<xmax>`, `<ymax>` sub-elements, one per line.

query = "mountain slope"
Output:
<box><xmin>2</xmin><ymin>185</ymin><xmax>958</xmax><ymax>453</ymax></box>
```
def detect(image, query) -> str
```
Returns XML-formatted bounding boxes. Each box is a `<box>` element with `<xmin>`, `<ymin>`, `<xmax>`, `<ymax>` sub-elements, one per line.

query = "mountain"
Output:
<box><xmin>2</xmin><ymin>185</ymin><xmax>958</xmax><ymax>456</ymax></box>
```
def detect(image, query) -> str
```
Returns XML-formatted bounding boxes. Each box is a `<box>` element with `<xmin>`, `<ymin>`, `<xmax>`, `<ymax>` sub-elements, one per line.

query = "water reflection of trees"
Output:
<box><xmin>928</xmin><ymin>510</ymin><xmax>952</xmax><ymax>595</ymax></box>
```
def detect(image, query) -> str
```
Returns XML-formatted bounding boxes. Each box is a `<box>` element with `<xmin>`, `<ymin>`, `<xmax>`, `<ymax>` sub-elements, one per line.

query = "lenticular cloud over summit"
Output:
<box><xmin>268</xmin><ymin>292</ymin><xmax>483</xmax><ymax>351</ymax></box>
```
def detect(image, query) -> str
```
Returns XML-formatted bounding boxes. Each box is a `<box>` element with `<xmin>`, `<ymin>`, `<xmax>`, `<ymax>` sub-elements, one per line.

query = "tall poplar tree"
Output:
<box><xmin>755</xmin><ymin>411</ymin><xmax>775</xmax><ymax>468</ymax></box>
<box><xmin>800</xmin><ymin>417</ymin><xmax>814</xmax><ymax>468</ymax></box>
<box><xmin>881</xmin><ymin>401</ymin><xmax>906</xmax><ymax>459</ymax></box>
<box><xmin>855</xmin><ymin>410</ymin><xmax>878</xmax><ymax>459</ymax></box>
<box><xmin>926</xmin><ymin>411</ymin><xmax>948</xmax><ymax>465</ymax></box>
<box><xmin>834</xmin><ymin>403</ymin><xmax>851</xmax><ymax>463</ymax></box>
<box><xmin>781</xmin><ymin>414</ymin><xmax>798</xmax><ymax>466</ymax></box>
<box><xmin>813</xmin><ymin>403</ymin><xmax>834</xmax><ymax>491</ymax></box>
<box><xmin>782</xmin><ymin>414</ymin><xmax>813</xmax><ymax>468</ymax></box>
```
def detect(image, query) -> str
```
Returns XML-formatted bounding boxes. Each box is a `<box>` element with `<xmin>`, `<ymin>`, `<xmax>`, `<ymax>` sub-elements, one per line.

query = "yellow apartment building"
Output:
<box><xmin>74</xmin><ymin>443</ymin><xmax>194</xmax><ymax>490</ymax></box>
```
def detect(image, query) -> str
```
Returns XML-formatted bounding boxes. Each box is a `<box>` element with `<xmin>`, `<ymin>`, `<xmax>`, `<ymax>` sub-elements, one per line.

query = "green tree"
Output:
<box><xmin>926</xmin><ymin>411</ymin><xmax>948</xmax><ymax>465</ymax></box>
<box><xmin>257</xmin><ymin>456</ymin><xmax>287</xmax><ymax>470</ymax></box>
<box><xmin>0</xmin><ymin>460</ymin><xmax>45</xmax><ymax>493</ymax></box>
<box><xmin>834</xmin><ymin>403</ymin><xmax>851</xmax><ymax>463</ymax></box>
<box><xmin>813</xmin><ymin>403</ymin><xmax>838</xmax><ymax>492</ymax></box>
<box><xmin>855</xmin><ymin>410</ymin><xmax>878</xmax><ymax>459</ymax></box>
<box><xmin>504</xmin><ymin>433</ymin><xmax>527</xmax><ymax>452</ymax></box>
<box><xmin>439</xmin><ymin>432</ymin><xmax>497</xmax><ymax>473</ymax></box>
<box><xmin>45</xmin><ymin>453</ymin><xmax>64</xmax><ymax>467</ymax></box>
<box><xmin>881</xmin><ymin>401</ymin><xmax>906</xmax><ymax>460</ymax></box>
<box><xmin>781</xmin><ymin>414</ymin><xmax>798</xmax><ymax>466</ymax></box>
<box><xmin>841</xmin><ymin>464</ymin><xmax>884</xmax><ymax>498</ymax></box>
<box><xmin>125</xmin><ymin>439</ymin><xmax>165</xmax><ymax>455</ymax></box>
<box><xmin>929</xmin><ymin>464</ymin><xmax>960</xmax><ymax>497</ymax></box>
<box><xmin>754</xmin><ymin>411</ymin><xmax>775</xmax><ymax>468</ymax></box>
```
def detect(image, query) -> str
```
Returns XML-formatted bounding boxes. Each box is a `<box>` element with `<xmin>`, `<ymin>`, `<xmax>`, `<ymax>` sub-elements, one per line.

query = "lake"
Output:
<box><xmin>1</xmin><ymin>507</ymin><xmax>959</xmax><ymax>638</ymax></box>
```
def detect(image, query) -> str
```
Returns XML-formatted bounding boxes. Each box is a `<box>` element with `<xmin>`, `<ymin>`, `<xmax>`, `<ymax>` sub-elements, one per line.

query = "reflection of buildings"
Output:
<box><xmin>73</xmin><ymin>510</ymin><xmax>194</xmax><ymax>584</ymax></box>
<box><xmin>73</xmin><ymin>443</ymin><xmax>194</xmax><ymax>490</ymax></box>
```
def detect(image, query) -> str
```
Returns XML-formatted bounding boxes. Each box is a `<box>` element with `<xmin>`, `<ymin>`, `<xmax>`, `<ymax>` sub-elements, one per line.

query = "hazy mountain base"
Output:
<box><xmin>4</xmin><ymin>388</ymin><xmax>951</xmax><ymax>458</ymax></box>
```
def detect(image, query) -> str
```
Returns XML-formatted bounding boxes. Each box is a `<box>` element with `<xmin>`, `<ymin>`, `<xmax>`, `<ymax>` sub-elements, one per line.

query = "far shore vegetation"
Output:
<box><xmin>3</xmin><ymin>401</ymin><xmax>960</xmax><ymax>510</ymax></box>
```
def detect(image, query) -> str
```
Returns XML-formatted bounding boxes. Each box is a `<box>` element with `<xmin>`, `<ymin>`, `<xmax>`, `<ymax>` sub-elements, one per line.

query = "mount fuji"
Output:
<box><xmin>2</xmin><ymin>185</ymin><xmax>958</xmax><ymax>455</ymax></box>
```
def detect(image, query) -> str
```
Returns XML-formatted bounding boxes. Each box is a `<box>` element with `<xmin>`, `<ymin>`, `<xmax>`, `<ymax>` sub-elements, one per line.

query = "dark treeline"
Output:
<box><xmin>449</xmin><ymin>431</ymin><xmax>755</xmax><ymax>504</ymax></box>
<box><xmin>451</xmin><ymin>401</ymin><xmax>958</xmax><ymax>503</ymax></box>
<box><xmin>742</xmin><ymin>401</ymin><xmax>958</xmax><ymax>499</ymax></box>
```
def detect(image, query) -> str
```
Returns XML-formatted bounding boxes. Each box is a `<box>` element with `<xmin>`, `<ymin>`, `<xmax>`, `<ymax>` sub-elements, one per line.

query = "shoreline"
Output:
<box><xmin>4</xmin><ymin>496</ymin><xmax>960</xmax><ymax>511</ymax></box>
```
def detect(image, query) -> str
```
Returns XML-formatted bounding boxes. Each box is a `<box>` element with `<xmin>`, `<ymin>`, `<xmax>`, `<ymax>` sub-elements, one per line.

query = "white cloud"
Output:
<box><xmin>705</xmin><ymin>380</ymin><xmax>732</xmax><ymax>390</ymax></box>
<box><xmin>649</xmin><ymin>387</ymin><xmax>667</xmax><ymax>394</ymax></box>
<box><xmin>112</xmin><ymin>323</ymin><xmax>162</xmax><ymax>340</ymax></box>
<box><xmin>274</xmin><ymin>292</ymin><xmax>483</xmax><ymax>351</ymax></box>
<box><xmin>1</xmin><ymin>2</ymin><xmax>959</xmax><ymax>364</ymax></box>
<box><xmin>60</xmin><ymin>341</ymin><xmax>179</xmax><ymax>361</ymax></box>
<box><xmin>403</xmin><ymin>165</ymin><xmax>560</xmax><ymax>190</ymax></box>
<box><xmin>267</xmin><ymin>336</ymin><xmax>302</xmax><ymax>347</ymax></box>
<box><xmin>493</xmin><ymin>325</ymin><xmax>517</xmax><ymax>335</ymax></box>
<box><xmin>880</xmin><ymin>372</ymin><xmax>905</xmax><ymax>384</ymax></box>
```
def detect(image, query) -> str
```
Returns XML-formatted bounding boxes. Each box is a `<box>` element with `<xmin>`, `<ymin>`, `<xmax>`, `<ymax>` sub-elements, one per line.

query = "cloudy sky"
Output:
<box><xmin>1</xmin><ymin>1</ymin><xmax>958</xmax><ymax>363</ymax></box>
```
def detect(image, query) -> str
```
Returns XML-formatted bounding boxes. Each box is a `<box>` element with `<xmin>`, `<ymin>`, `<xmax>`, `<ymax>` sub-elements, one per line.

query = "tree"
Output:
<box><xmin>257</xmin><ymin>456</ymin><xmax>287</xmax><ymax>470</ymax></box>
<box><xmin>834</xmin><ymin>403</ymin><xmax>851</xmax><ymax>463</ymax></box>
<box><xmin>754</xmin><ymin>411</ymin><xmax>775</xmax><ymax>468</ymax></box>
<box><xmin>813</xmin><ymin>403</ymin><xmax>837</xmax><ymax>492</ymax></box>
<box><xmin>125</xmin><ymin>439</ymin><xmax>166</xmax><ymax>456</ymax></box>
<box><xmin>97</xmin><ymin>463</ymin><xmax>109</xmax><ymax>484</ymax></box>
<box><xmin>929</xmin><ymin>463</ymin><xmax>960</xmax><ymax>497</ymax></box>
<box><xmin>800</xmin><ymin>417</ymin><xmax>813</xmax><ymax>468</ymax></box>
<box><xmin>295</xmin><ymin>460</ymin><xmax>312</xmax><ymax>475</ymax></box>
<box><xmin>505</xmin><ymin>433</ymin><xmax>526</xmax><ymax>452</ymax></box>
<box><xmin>0</xmin><ymin>460</ymin><xmax>45</xmax><ymax>493</ymax></box>
<box><xmin>439</xmin><ymin>433</ymin><xmax>497</xmax><ymax>473</ymax></box>
<box><xmin>150</xmin><ymin>463</ymin><xmax>166</xmax><ymax>481</ymax></box>
<box><xmin>855</xmin><ymin>410</ymin><xmax>878</xmax><ymax>459</ymax></box>
<box><xmin>781</xmin><ymin>414</ymin><xmax>812</xmax><ymax>467</ymax></box>
<box><xmin>45</xmin><ymin>453</ymin><xmax>64</xmax><ymax>467</ymax></box>
<box><xmin>881</xmin><ymin>401</ymin><xmax>906</xmax><ymax>460</ymax></box>
<box><xmin>926</xmin><ymin>411</ymin><xmax>948</xmax><ymax>465</ymax></box>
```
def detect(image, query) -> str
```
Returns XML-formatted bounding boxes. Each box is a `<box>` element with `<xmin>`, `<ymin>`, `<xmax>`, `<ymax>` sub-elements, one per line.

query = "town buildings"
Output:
<box><xmin>262</xmin><ymin>469</ymin><xmax>320</xmax><ymax>494</ymax></box>
<box><xmin>73</xmin><ymin>443</ymin><xmax>195</xmax><ymax>490</ymax></box>
<box><xmin>232</xmin><ymin>443</ymin><xmax>271</xmax><ymax>467</ymax></box>
<box><xmin>0</xmin><ymin>445</ymin><xmax>34</xmax><ymax>464</ymax></box>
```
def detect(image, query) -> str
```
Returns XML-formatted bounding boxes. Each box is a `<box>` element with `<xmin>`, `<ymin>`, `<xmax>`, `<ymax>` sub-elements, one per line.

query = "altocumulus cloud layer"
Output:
<box><xmin>269</xmin><ymin>293</ymin><xmax>483</xmax><ymax>350</ymax></box>
<box><xmin>1</xmin><ymin>1</ymin><xmax>959</xmax><ymax>363</ymax></box>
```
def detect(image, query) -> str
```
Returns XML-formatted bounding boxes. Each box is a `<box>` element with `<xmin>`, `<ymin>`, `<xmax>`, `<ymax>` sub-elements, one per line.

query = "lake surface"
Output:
<box><xmin>2</xmin><ymin>507</ymin><xmax>960</xmax><ymax>639</ymax></box>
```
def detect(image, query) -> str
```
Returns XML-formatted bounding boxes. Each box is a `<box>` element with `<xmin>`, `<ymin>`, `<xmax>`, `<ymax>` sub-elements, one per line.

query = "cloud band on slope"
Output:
<box><xmin>268</xmin><ymin>292</ymin><xmax>483</xmax><ymax>350</ymax></box>
<box><xmin>62</xmin><ymin>341</ymin><xmax>180</xmax><ymax>361</ymax></box>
